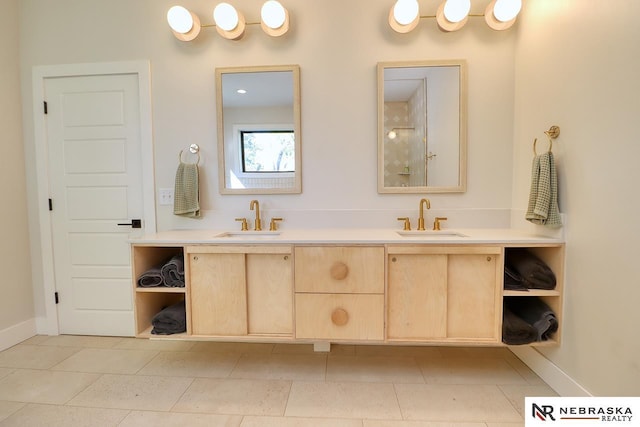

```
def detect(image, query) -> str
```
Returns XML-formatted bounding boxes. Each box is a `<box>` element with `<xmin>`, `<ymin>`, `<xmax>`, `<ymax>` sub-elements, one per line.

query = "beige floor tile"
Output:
<box><xmin>114</xmin><ymin>337</ymin><xmax>196</xmax><ymax>351</ymax></box>
<box><xmin>356</xmin><ymin>345</ymin><xmax>443</xmax><ymax>358</ymax></box>
<box><xmin>67</xmin><ymin>373</ymin><xmax>193</xmax><ymax>411</ymax></box>
<box><xmin>36</xmin><ymin>335</ymin><xmax>125</xmax><ymax>349</ymax></box>
<box><xmin>327</xmin><ymin>355</ymin><xmax>424</xmax><ymax>383</ymax></box>
<box><xmin>285</xmin><ymin>381</ymin><xmax>402</xmax><ymax>420</ymax></box>
<box><xmin>0</xmin><ymin>403</ymin><xmax>128</xmax><ymax>427</ymax></box>
<box><xmin>437</xmin><ymin>347</ymin><xmax>513</xmax><ymax>359</ymax></box>
<box><xmin>174</xmin><ymin>378</ymin><xmax>291</xmax><ymax>416</ymax></box>
<box><xmin>0</xmin><ymin>345</ymin><xmax>80</xmax><ymax>369</ymax></box>
<box><xmin>364</xmin><ymin>421</ymin><xmax>486</xmax><ymax>427</ymax></box>
<box><xmin>0</xmin><ymin>369</ymin><xmax>11</xmax><ymax>380</ymax></box>
<box><xmin>0</xmin><ymin>401</ymin><xmax>25</xmax><ymax>422</ymax></box>
<box><xmin>419</xmin><ymin>358</ymin><xmax>528</xmax><ymax>385</ymax></box>
<box><xmin>119</xmin><ymin>410</ymin><xmax>242</xmax><ymax>427</ymax></box>
<box><xmin>485</xmin><ymin>423</ymin><xmax>524</xmax><ymax>427</ymax></box>
<box><xmin>138</xmin><ymin>351</ymin><xmax>240</xmax><ymax>378</ymax></box>
<box><xmin>230</xmin><ymin>353</ymin><xmax>326</xmax><ymax>381</ymax></box>
<box><xmin>272</xmin><ymin>343</ymin><xmax>317</xmax><ymax>354</ymax></box>
<box><xmin>18</xmin><ymin>335</ymin><xmax>50</xmax><ymax>345</ymax></box>
<box><xmin>503</xmin><ymin>355</ymin><xmax>546</xmax><ymax>385</ymax></box>
<box><xmin>0</xmin><ymin>369</ymin><xmax>100</xmax><ymax>404</ymax></box>
<box><xmin>190</xmin><ymin>342</ymin><xmax>275</xmax><ymax>354</ymax></box>
<box><xmin>498</xmin><ymin>384</ymin><xmax>558</xmax><ymax>417</ymax></box>
<box><xmin>329</xmin><ymin>344</ymin><xmax>357</xmax><ymax>355</ymax></box>
<box><xmin>51</xmin><ymin>348</ymin><xmax>158</xmax><ymax>374</ymax></box>
<box><xmin>241</xmin><ymin>415</ymin><xmax>363</xmax><ymax>426</ymax></box>
<box><xmin>394</xmin><ymin>384</ymin><xmax>522</xmax><ymax>423</ymax></box>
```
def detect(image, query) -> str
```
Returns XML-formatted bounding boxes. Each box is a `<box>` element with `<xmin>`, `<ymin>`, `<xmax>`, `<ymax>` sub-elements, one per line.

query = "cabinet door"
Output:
<box><xmin>246</xmin><ymin>253</ymin><xmax>293</xmax><ymax>335</ymax></box>
<box><xmin>387</xmin><ymin>254</ymin><xmax>447</xmax><ymax>340</ymax></box>
<box><xmin>447</xmin><ymin>254</ymin><xmax>499</xmax><ymax>340</ymax></box>
<box><xmin>189</xmin><ymin>253</ymin><xmax>247</xmax><ymax>336</ymax></box>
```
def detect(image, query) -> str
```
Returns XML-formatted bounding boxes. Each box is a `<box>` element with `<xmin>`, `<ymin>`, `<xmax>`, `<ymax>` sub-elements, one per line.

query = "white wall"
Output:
<box><xmin>0</xmin><ymin>0</ymin><xmax>36</xmax><ymax>343</ymax></box>
<box><xmin>20</xmin><ymin>0</ymin><xmax>517</xmax><ymax>318</ymax></box>
<box><xmin>513</xmin><ymin>0</ymin><xmax>640</xmax><ymax>395</ymax></box>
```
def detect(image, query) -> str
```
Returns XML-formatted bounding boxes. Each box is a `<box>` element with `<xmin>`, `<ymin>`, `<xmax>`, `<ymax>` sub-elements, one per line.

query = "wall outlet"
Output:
<box><xmin>158</xmin><ymin>188</ymin><xmax>174</xmax><ymax>205</ymax></box>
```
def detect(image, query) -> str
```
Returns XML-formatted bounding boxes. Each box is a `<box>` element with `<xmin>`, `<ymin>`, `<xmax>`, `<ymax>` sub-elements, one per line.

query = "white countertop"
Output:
<box><xmin>130</xmin><ymin>228</ymin><xmax>564</xmax><ymax>246</ymax></box>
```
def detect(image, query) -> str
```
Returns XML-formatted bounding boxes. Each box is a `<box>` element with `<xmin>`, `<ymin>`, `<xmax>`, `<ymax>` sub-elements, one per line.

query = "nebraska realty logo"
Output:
<box><xmin>525</xmin><ymin>397</ymin><xmax>640</xmax><ymax>426</ymax></box>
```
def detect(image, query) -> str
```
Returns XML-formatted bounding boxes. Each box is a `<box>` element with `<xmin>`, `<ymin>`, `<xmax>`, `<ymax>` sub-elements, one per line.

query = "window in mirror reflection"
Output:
<box><xmin>241</xmin><ymin>130</ymin><xmax>295</xmax><ymax>173</ymax></box>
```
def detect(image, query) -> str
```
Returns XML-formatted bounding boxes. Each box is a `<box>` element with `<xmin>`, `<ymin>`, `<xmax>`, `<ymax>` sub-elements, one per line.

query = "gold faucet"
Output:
<box><xmin>417</xmin><ymin>198</ymin><xmax>431</xmax><ymax>231</ymax></box>
<box><xmin>250</xmin><ymin>200</ymin><xmax>262</xmax><ymax>231</ymax></box>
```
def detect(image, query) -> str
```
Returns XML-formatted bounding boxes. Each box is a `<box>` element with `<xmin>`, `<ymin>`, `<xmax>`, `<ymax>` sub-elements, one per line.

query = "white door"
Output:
<box><xmin>45</xmin><ymin>73</ymin><xmax>144</xmax><ymax>336</ymax></box>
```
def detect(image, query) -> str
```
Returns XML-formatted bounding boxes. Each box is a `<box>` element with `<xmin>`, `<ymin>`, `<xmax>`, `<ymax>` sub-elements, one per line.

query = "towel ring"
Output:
<box><xmin>178</xmin><ymin>149</ymin><xmax>200</xmax><ymax>165</ymax></box>
<box><xmin>533</xmin><ymin>125</ymin><xmax>560</xmax><ymax>155</ymax></box>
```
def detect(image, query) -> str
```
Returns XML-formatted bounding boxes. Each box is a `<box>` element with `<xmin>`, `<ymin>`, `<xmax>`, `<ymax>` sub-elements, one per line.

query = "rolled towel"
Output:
<box><xmin>505</xmin><ymin>297</ymin><xmax>558</xmax><ymax>341</ymax></box>
<box><xmin>151</xmin><ymin>300</ymin><xmax>186</xmax><ymax>335</ymax></box>
<box><xmin>161</xmin><ymin>254</ymin><xmax>185</xmax><ymax>288</ymax></box>
<box><xmin>502</xmin><ymin>307</ymin><xmax>538</xmax><ymax>345</ymax></box>
<box><xmin>506</xmin><ymin>249</ymin><xmax>556</xmax><ymax>290</ymax></box>
<box><xmin>137</xmin><ymin>266</ymin><xmax>164</xmax><ymax>288</ymax></box>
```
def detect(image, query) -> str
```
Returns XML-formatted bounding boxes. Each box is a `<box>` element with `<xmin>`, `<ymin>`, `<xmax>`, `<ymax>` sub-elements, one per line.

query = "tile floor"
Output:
<box><xmin>0</xmin><ymin>335</ymin><xmax>557</xmax><ymax>426</ymax></box>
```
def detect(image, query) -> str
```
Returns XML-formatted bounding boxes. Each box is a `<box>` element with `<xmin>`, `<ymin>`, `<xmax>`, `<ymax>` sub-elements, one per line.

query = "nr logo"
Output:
<box><xmin>533</xmin><ymin>403</ymin><xmax>556</xmax><ymax>421</ymax></box>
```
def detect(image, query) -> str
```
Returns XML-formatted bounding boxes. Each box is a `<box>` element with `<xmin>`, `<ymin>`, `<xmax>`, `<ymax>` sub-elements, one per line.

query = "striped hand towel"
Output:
<box><xmin>173</xmin><ymin>161</ymin><xmax>200</xmax><ymax>218</ymax></box>
<box><xmin>525</xmin><ymin>151</ymin><xmax>562</xmax><ymax>227</ymax></box>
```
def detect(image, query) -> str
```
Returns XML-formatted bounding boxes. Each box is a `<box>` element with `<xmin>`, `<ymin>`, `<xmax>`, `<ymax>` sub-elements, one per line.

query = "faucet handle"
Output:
<box><xmin>269</xmin><ymin>217</ymin><xmax>283</xmax><ymax>231</ymax></box>
<box><xmin>397</xmin><ymin>217</ymin><xmax>411</xmax><ymax>231</ymax></box>
<box><xmin>433</xmin><ymin>217</ymin><xmax>448</xmax><ymax>231</ymax></box>
<box><xmin>235</xmin><ymin>217</ymin><xmax>249</xmax><ymax>231</ymax></box>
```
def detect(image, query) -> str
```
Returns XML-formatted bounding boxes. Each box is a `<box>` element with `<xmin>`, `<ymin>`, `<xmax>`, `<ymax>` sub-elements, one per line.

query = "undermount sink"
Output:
<box><xmin>214</xmin><ymin>231</ymin><xmax>282</xmax><ymax>239</ymax></box>
<box><xmin>396</xmin><ymin>230</ymin><xmax>467</xmax><ymax>238</ymax></box>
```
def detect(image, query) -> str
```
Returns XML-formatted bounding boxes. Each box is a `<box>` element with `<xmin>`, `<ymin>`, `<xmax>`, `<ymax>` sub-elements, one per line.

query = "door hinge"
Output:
<box><xmin>48</xmin><ymin>198</ymin><xmax>53</xmax><ymax>211</ymax></box>
<box><xmin>54</xmin><ymin>292</ymin><xmax>59</xmax><ymax>304</ymax></box>
<box><xmin>43</xmin><ymin>101</ymin><xmax>48</xmax><ymax>114</ymax></box>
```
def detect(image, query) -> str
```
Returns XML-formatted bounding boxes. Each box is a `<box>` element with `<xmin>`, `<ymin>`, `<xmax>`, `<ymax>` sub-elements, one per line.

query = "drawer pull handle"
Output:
<box><xmin>330</xmin><ymin>262</ymin><xmax>349</xmax><ymax>280</ymax></box>
<box><xmin>331</xmin><ymin>308</ymin><xmax>349</xmax><ymax>326</ymax></box>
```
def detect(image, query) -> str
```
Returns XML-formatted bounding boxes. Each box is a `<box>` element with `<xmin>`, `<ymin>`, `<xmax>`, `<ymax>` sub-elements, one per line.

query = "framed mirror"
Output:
<box><xmin>216</xmin><ymin>65</ymin><xmax>301</xmax><ymax>194</ymax></box>
<box><xmin>377</xmin><ymin>60</ymin><xmax>467</xmax><ymax>193</ymax></box>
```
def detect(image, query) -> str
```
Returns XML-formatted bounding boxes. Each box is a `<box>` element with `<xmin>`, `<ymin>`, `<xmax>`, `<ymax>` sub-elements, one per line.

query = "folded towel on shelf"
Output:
<box><xmin>505</xmin><ymin>297</ymin><xmax>558</xmax><ymax>341</ymax></box>
<box><xmin>174</xmin><ymin>161</ymin><xmax>200</xmax><ymax>218</ymax></box>
<box><xmin>502</xmin><ymin>307</ymin><xmax>538</xmax><ymax>345</ymax></box>
<box><xmin>160</xmin><ymin>254</ymin><xmax>185</xmax><ymax>288</ymax></box>
<box><xmin>151</xmin><ymin>300</ymin><xmax>186</xmax><ymax>335</ymax></box>
<box><xmin>504</xmin><ymin>264</ymin><xmax>528</xmax><ymax>291</ymax></box>
<box><xmin>137</xmin><ymin>266</ymin><xmax>164</xmax><ymax>288</ymax></box>
<box><xmin>506</xmin><ymin>249</ymin><xmax>556</xmax><ymax>290</ymax></box>
<box><xmin>526</xmin><ymin>151</ymin><xmax>562</xmax><ymax>228</ymax></box>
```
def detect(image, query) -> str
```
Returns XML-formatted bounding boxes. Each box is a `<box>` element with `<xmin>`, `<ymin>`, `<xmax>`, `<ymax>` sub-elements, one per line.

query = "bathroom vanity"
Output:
<box><xmin>130</xmin><ymin>229</ymin><xmax>563</xmax><ymax>348</ymax></box>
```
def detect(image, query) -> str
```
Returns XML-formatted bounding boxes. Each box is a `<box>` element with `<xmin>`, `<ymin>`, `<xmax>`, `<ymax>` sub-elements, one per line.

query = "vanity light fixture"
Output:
<box><xmin>167</xmin><ymin>1</ymin><xmax>290</xmax><ymax>42</ymax></box>
<box><xmin>389</xmin><ymin>0</ymin><xmax>523</xmax><ymax>33</ymax></box>
<box><xmin>389</xmin><ymin>0</ymin><xmax>420</xmax><ymax>33</ymax></box>
<box><xmin>436</xmin><ymin>0</ymin><xmax>471</xmax><ymax>32</ymax></box>
<box><xmin>167</xmin><ymin>5</ymin><xmax>201</xmax><ymax>41</ymax></box>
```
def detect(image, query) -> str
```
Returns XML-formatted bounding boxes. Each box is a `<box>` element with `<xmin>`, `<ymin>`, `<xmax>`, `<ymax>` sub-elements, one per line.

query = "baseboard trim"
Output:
<box><xmin>0</xmin><ymin>319</ymin><xmax>37</xmax><ymax>351</ymax></box>
<box><xmin>509</xmin><ymin>346</ymin><xmax>592</xmax><ymax>396</ymax></box>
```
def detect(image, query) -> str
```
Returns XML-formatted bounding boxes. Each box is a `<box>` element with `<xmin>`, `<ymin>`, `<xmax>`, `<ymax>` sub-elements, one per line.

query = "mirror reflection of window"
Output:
<box><xmin>216</xmin><ymin>65</ymin><xmax>301</xmax><ymax>194</ymax></box>
<box><xmin>240</xmin><ymin>130</ymin><xmax>295</xmax><ymax>173</ymax></box>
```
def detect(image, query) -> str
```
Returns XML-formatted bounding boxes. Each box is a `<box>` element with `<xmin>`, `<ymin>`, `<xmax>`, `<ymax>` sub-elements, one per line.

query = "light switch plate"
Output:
<box><xmin>158</xmin><ymin>188</ymin><xmax>174</xmax><ymax>205</ymax></box>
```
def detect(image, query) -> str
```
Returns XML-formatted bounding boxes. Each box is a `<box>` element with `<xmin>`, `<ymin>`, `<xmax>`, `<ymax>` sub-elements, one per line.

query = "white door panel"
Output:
<box><xmin>45</xmin><ymin>73</ymin><xmax>144</xmax><ymax>336</ymax></box>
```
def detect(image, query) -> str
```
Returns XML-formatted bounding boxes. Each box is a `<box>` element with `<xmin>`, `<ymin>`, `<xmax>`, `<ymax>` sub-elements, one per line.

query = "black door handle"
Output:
<box><xmin>117</xmin><ymin>219</ymin><xmax>142</xmax><ymax>229</ymax></box>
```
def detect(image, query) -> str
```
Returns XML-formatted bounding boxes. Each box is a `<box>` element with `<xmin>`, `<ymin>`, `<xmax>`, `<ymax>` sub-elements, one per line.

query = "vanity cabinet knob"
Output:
<box><xmin>192</xmin><ymin>256</ymin><xmax>198</xmax><ymax>261</ymax></box>
<box><xmin>331</xmin><ymin>308</ymin><xmax>349</xmax><ymax>326</ymax></box>
<box><xmin>330</xmin><ymin>262</ymin><xmax>349</xmax><ymax>280</ymax></box>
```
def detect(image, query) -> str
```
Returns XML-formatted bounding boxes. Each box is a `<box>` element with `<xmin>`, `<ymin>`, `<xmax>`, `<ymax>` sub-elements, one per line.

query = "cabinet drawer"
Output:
<box><xmin>295</xmin><ymin>293</ymin><xmax>384</xmax><ymax>340</ymax></box>
<box><xmin>294</xmin><ymin>246</ymin><xmax>384</xmax><ymax>294</ymax></box>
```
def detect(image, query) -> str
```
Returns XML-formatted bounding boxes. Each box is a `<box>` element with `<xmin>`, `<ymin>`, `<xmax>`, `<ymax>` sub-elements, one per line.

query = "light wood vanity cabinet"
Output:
<box><xmin>294</xmin><ymin>246</ymin><xmax>385</xmax><ymax>341</ymax></box>
<box><xmin>132</xmin><ymin>240</ymin><xmax>563</xmax><ymax>347</ymax></box>
<box><xmin>387</xmin><ymin>246</ymin><xmax>502</xmax><ymax>343</ymax></box>
<box><xmin>186</xmin><ymin>245</ymin><xmax>293</xmax><ymax>338</ymax></box>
